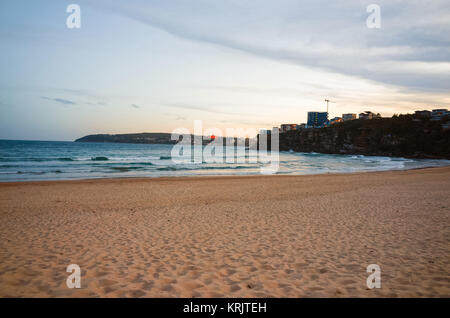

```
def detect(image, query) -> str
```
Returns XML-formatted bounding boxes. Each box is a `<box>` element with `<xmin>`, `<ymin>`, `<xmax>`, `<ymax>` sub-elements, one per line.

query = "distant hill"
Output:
<box><xmin>75</xmin><ymin>133</ymin><xmax>176</xmax><ymax>144</ymax></box>
<box><xmin>75</xmin><ymin>133</ymin><xmax>249</xmax><ymax>146</ymax></box>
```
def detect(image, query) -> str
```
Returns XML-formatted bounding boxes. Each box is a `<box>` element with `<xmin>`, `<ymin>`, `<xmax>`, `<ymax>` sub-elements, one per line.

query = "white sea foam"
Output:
<box><xmin>0</xmin><ymin>140</ymin><xmax>449</xmax><ymax>181</ymax></box>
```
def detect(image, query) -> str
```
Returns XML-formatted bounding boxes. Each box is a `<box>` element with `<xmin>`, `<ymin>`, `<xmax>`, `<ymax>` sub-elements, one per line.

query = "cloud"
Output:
<box><xmin>41</xmin><ymin>96</ymin><xmax>77</xmax><ymax>105</ymax></box>
<box><xmin>88</xmin><ymin>0</ymin><xmax>450</xmax><ymax>92</ymax></box>
<box><xmin>156</xmin><ymin>101</ymin><xmax>256</xmax><ymax>116</ymax></box>
<box><xmin>131</xmin><ymin>104</ymin><xmax>140</xmax><ymax>109</ymax></box>
<box><xmin>39</xmin><ymin>87</ymin><xmax>112</xmax><ymax>106</ymax></box>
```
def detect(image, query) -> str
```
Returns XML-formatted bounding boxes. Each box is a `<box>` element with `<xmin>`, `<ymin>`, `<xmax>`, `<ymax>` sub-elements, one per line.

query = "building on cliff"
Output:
<box><xmin>330</xmin><ymin>117</ymin><xmax>343</xmax><ymax>125</ymax></box>
<box><xmin>431</xmin><ymin>109</ymin><xmax>449</xmax><ymax>121</ymax></box>
<box><xmin>280</xmin><ymin>124</ymin><xmax>298</xmax><ymax>132</ymax></box>
<box><xmin>415</xmin><ymin>110</ymin><xmax>432</xmax><ymax>118</ymax></box>
<box><xmin>359</xmin><ymin>111</ymin><xmax>381</xmax><ymax>120</ymax></box>
<box><xmin>342</xmin><ymin>113</ymin><xmax>357</xmax><ymax>121</ymax></box>
<box><xmin>307</xmin><ymin>112</ymin><xmax>328</xmax><ymax>128</ymax></box>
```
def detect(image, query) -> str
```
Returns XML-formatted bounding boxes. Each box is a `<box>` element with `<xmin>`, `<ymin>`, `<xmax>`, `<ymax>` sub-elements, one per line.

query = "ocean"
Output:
<box><xmin>0</xmin><ymin>139</ymin><xmax>449</xmax><ymax>182</ymax></box>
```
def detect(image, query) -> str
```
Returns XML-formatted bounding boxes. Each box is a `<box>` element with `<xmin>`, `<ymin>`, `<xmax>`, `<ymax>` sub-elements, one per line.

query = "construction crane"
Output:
<box><xmin>324</xmin><ymin>99</ymin><xmax>335</xmax><ymax>115</ymax></box>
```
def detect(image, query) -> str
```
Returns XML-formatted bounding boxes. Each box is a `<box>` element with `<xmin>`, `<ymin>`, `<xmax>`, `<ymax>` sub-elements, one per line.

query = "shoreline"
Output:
<box><xmin>1</xmin><ymin>165</ymin><xmax>449</xmax><ymax>186</ymax></box>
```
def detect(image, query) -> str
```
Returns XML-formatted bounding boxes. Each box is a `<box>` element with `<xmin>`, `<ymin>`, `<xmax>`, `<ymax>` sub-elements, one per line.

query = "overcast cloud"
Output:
<box><xmin>89</xmin><ymin>0</ymin><xmax>450</xmax><ymax>92</ymax></box>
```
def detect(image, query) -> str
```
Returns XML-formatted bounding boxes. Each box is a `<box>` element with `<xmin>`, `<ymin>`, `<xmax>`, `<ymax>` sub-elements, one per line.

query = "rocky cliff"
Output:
<box><xmin>278</xmin><ymin>115</ymin><xmax>450</xmax><ymax>159</ymax></box>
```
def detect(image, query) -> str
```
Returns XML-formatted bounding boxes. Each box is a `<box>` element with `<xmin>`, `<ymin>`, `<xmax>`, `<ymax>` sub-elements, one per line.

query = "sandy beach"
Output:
<box><xmin>0</xmin><ymin>167</ymin><xmax>449</xmax><ymax>298</ymax></box>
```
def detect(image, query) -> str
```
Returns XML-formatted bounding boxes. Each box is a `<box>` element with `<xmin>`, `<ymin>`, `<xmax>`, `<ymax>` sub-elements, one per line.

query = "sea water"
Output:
<box><xmin>0</xmin><ymin>140</ymin><xmax>449</xmax><ymax>182</ymax></box>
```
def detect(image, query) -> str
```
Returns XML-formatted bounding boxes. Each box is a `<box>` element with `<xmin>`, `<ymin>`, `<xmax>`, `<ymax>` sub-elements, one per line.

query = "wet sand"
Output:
<box><xmin>0</xmin><ymin>167</ymin><xmax>449</xmax><ymax>297</ymax></box>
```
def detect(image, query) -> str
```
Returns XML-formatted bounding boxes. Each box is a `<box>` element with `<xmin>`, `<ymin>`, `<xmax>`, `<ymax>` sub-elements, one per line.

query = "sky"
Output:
<box><xmin>0</xmin><ymin>0</ymin><xmax>449</xmax><ymax>141</ymax></box>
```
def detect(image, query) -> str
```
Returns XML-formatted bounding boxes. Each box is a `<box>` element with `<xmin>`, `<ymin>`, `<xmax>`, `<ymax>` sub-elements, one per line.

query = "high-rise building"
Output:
<box><xmin>307</xmin><ymin>112</ymin><xmax>328</xmax><ymax>127</ymax></box>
